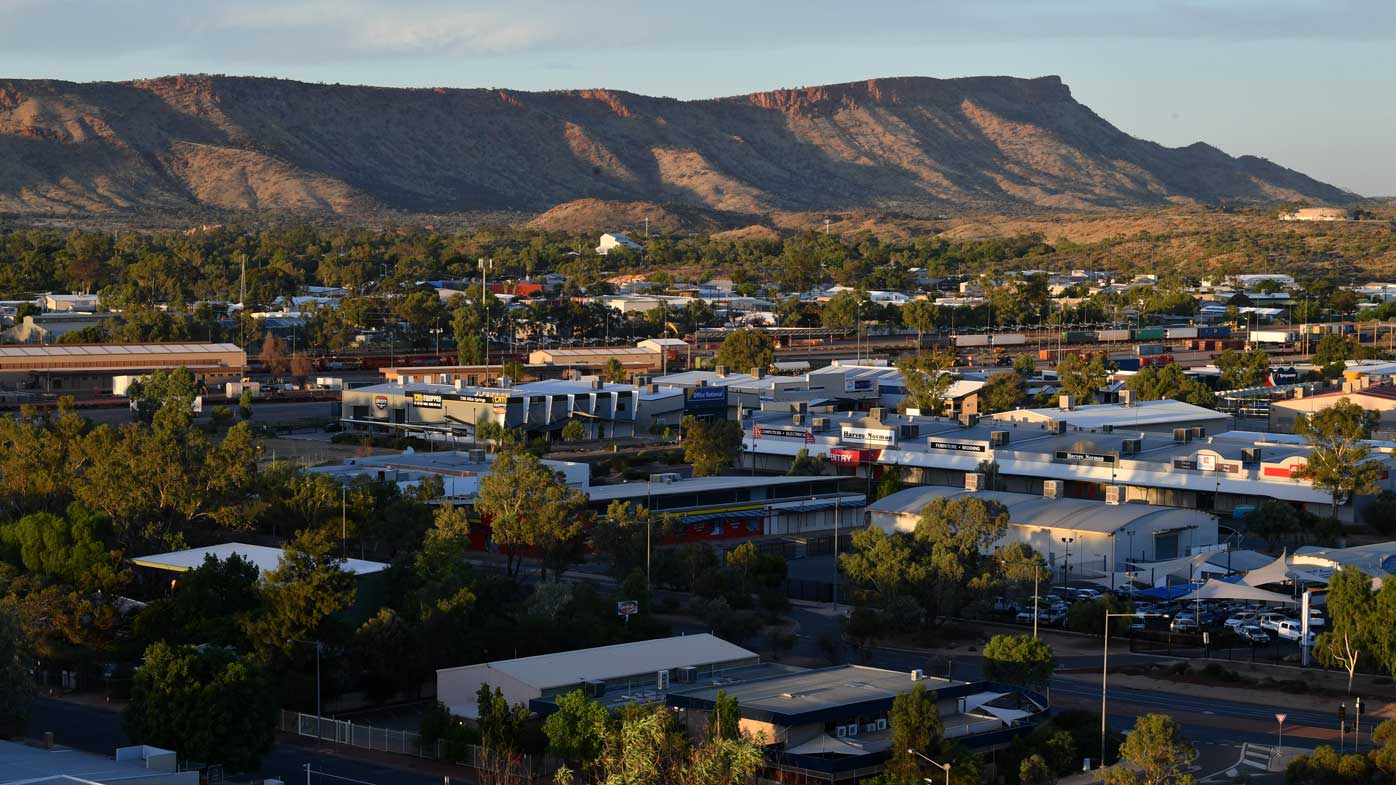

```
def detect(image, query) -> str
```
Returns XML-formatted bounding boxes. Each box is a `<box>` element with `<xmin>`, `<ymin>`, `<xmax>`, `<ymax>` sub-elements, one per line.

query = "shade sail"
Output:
<box><xmin>785</xmin><ymin>734</ymin><xmax>890</xmax><ymax>757</ymax></box>
<box><xmin>1177</xmin><ymin>578</ymin><xmax>1296</xmax><ymax>605</ymax></box>
<box><xmin>1241</xmin><ymin>552</ymin><xmax>1292</xmax><ymax>587</ymax></box>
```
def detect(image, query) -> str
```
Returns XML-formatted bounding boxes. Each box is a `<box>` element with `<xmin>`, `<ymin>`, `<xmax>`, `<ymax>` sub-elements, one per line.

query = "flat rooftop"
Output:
<box><xmin>131</xmin><ymin>543</ymin><xmax>388</xmax><ymax>576</ymax></box>
<box><xmin>440</xmin><ymin>633</ymin><xmax>757</xmax><ymax>690</ymax></box>
<box><xmin>584</xmin><ymin>474</ymin><xmax>843</xmax><ymax>502</ymax></box>
<box><xmin>869</xmin><ymin>486</ymin><xmax>1210</xmax><ymax>535</ymax></box>
<box><xmin>672</xmin><ymin>665</ymin><xmax>962</xmax><ymax>719</ymax></box>
<box><xmin>0</xmin><ymin>742</ymin><xmax>175</xmax><ymax>785</ymax></box>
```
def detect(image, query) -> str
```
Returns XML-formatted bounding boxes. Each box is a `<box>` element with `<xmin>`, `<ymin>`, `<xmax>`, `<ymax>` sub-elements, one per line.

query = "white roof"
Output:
<box><xmin>991</xmin><ymin>399</ymin><xmax>1231</xmax><ymax>429</ymax></box>
<box><xmin>450</xmin><ymin>634</ymin><xmax>756</xmax><ymax>690</ymax></box>
<box><xmin>0</xmin><ymin>342</ymin><xmax>242</xmax><ymax>359</ymax></box>
<box><xmin>869</xmin><ymin>487</ymin><xmax>1210</xmax><ymax>536</ymax></box>
<box><xmin>131</xmin><ymin>543</ymin><xmax>388</xmax><ymax>576</ymax></box>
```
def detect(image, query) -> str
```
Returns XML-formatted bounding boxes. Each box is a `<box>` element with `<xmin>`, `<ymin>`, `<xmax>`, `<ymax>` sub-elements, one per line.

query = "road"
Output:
<box><xmin>27</xmin><ymin>698</ymin><xmax>451</xmax><ymax>785</ymax></box>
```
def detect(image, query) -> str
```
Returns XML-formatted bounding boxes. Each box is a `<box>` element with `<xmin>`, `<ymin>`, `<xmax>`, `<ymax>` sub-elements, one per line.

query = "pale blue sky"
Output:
<box><xmin>3</xmin><ymin>0</ymin><xmax>1392</xmax><ymax>196</ymax></box>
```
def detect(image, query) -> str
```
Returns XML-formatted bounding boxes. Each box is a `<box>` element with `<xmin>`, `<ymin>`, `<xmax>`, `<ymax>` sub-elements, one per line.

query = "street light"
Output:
<box><xmin>288</xmin><ymin>638</ymin><xmax>323</xmax><ymax>720</ymax></box>
<box><xmin>1060</xmin><ymin>537</ymin><xmax>1074</xmax><ymax>589</ymax></box>
<box><xmin>907</xmin><ymin>748</ymin><xmax>951</xmax><ymax>785</ymax></box>
<box><xmin>1101</xmin><ymin>611</ymin><xmax>1165</xmax><ymax>768</ymax></box>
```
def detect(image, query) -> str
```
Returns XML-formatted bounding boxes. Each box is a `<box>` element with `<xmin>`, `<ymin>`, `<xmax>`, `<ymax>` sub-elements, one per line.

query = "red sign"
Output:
<box><xmin>830</xmin><ymin>448</ymin><xmax>879</xmax><ymax>466</ymax></box>
<box><xmin>373</xmin><ymin>395</ymin><xmax>389</xmax><ymax>410</ymax></box>
<box><xmin>753</xmin><ymin>424</ymin><xmax>762</xmax><ymax>439</ymax></box>
<box><xmin>1263</xmin><ymin>465</ymin><xmax>1302</xmax><ymax>478</ymax></box>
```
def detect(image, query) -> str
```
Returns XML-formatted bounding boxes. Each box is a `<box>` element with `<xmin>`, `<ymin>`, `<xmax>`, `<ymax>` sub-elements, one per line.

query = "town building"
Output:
<box><xmin>1269</xmin><ymin>381</ymin><xmax>1396</xmax><ymax>437</ymax></box>
<box><xmin>42</xmin><ymin>293</ymin><xmax>100</xmax><ymax>312</ymax></box>
<box><xmin>869</xmin><ymin>486</ymin><xmax>1217</xmax><ymax>583</ymax></box>
<box><xmin>1279</xmin><ymin>207</ymin><xmax>1355</xmax><ymax>222</ymax></box>
<box><xmin>340</xmin><ymin>378</ymin><xmax>684</xmax><ymax>441</ymax></box>
<box><xmin>2</xmin><ymin>312</ymin><xmax>117</xmax><ymax>344</ymax></box>
<box><xmin>381</xmin><ymin>364</ymin><xmax>510</xmax><ymax>386</ymax></box>
<box><xmin>528</xmin><ymin>340</ymin><xmax>683</xmax><ymax>376</ymax></box>
<box><xmin>437</xmin><ymin>634</ymin><xmax>758</xmax><ymax>718</ymax></box>
<box><xmin>989</xmin><ymin>394</ymin><xmax>1234</xmax><ymax>435</ymax></box>
<box><xmin>0</xmin><ymin>342</ymin><xmax>247</xmax><ymax>394</ymax></box>
<box><xmin>668</xmin><ymin>665</ymin><xmax>1047</xmax><ymax>785</ymax></box>
<box><xmin>596</xmin><ymin>232</ymin><xmax>643</xmax><ymax>255</ymax></box>
<box><xmin>0</xmin><ymin>741</ymin><xmax>194</xmax><ymax>785</ymax></box>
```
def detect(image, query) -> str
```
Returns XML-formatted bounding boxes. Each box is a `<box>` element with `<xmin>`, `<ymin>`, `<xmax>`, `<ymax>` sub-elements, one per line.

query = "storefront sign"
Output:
<box><xmin>687</xmin><ymin>386</ymin><xmax>729</xmax><ymax>404</ymax></box>
<box><xmin>844</xmin><ymin>378</ymin><xmax>874</xmax><ymax>393</ymax></box>
<box><xmin>841</xmin><ymin>425</ymin><xmax>897</xmax><ymax>447</ymax></box>
<box><xmin>411</xmin><ymin>392</ymin><xmax>443</xmax><ymax>409</ymax></box>
<box><xmin>753</xmin><ymin>424</ymin><xmax>814</xmax><ymax>443</ymax></box>
<box><xmin>1173</xmin><ymin>456</ymin><xmax>1241</xmax><ymax>474</ymax></box>
<box><xmin>830</xmin><ymin>448</ymin><xmax>879</xmax><ymax>466</ymax></box>
<box><xmin>1054</xmin><ymin>450</ymin><xmax>1117</xmax><ymax>465</ymax></box>
<box><xmin>928</xmin><ymin>439</ymin><xmax>987</xmax><ymax>453</ymax></box>
<box><xmin>373</xmin><ymin>395</ymin><xmax>389</xmax><ymax>410</ymax></box>
<box><xmin>461</xmin><ymin>393</ymin><xmax>513</xmax><ymax>405</ymax></box>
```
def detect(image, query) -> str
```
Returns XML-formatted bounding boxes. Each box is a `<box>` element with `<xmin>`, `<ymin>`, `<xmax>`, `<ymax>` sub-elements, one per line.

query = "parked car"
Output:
<box><xmin>1170</xmin><ymin>616</ymin><xmax>1200</xmax><ymax>633</ymax></box>
<box><xmin>1071</xmin><ymin>588</ymin><xmax>1103</xmax><ymax>602</ymax></box>
<box><xmin>1275</xmin><ymin>621</ymin><xmax>1317</xmax><ymax>645</ymax></box>
<box><xmin>1224</xmin><ymin>612</ymin><xmax>1259</xmax><ymax>630</ymax></box>
<box><xmin>1256</xmin><ymin>613</ymin><xmax>1291</xmax><ymax>631</ymax></box>
<box><xmin>1238</xmin><ymin>625</ymin><xmax>1271</xmax><ymax>644</ymax></box>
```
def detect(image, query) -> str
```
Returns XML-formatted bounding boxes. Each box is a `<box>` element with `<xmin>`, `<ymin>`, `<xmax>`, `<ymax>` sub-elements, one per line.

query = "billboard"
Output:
<box><xmin>841</xmin><ymin>425</ymin><xmax>897</xmax><ymax>447</ymax></box>
<box><xmin>411</xmin><ymin>392</ymin><xmax>443</xmax><ymax>409</ymax></box>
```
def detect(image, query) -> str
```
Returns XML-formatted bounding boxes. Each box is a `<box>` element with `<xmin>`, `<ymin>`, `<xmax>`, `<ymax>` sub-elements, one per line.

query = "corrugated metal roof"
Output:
<box><xmin>868</xmin><ymin>486</ymin><xmax>1209</xmax><ymax>534</ymax></box>
<box><xmin>0</xmin><ymin>342</ymin><xmax>242</xmax><ymax>358</ymax></box>
<box><xmin>446</xmin><ymin>634</ymin><xmax>757</xmax><ymax>690</ymax></box>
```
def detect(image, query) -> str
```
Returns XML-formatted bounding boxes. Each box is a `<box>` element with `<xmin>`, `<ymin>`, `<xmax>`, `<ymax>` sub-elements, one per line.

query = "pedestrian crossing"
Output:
<box><xmin>1241</xmin><ymin>743</ymin><xmax>1273</xmax><ymax>771</ymax></box>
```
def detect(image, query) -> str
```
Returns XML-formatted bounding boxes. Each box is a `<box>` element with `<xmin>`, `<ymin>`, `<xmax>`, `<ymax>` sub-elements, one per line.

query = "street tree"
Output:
<box><xmin>1240</xmin><ymin>500</ymin><xmax>1302</xmax><ymax>550</ymax></box>
<box><xmin>543</xmin><ymin>689</ymin><xmax>609</xmax><ymax>773</ymax></box>
<box><xmin>0</xmin><ymin>502</ymin><xmax>128</xmax><ymax>593</ymax></box>
<box><xmin>708</xmin><ymin>689</ymin><xmax>741</xmax><ymax>741</ymax></box>
<box><xmin>982</xmin><ymin>634</ymin><xmax>1057</xmax><ymax>689</ymax></box>
<box><xmin>896</xmin><ymin>351</ymin><xmax>956</xmax><ymax>415</ymax></box>
<box><xmin>0</xmin><ymin>606</ymin><xmax>35</xmax><ymax>737</ymax></box>
<box><xmin>884</xmin><ymin>683</ymin><xmax>943</xmax><ymax>783</ymax></box>
<box><xmin>591</xmin><ymin>501</ymin><xmax>668</xmax><ymax>580</ymax></box>
<box><xmin>840</xmin><ymin>527</ymin><xmax>928</xmax><ymax>605</ymax></box>
<box><xmin>980</xmin><ymin>371</ymin><xmax>1025</xmax><ymax>414</ymax></box>
<box><xmin>1124</xmin><ymin>364</ymin><xmax>1215</xmax><ymax>407</ymax></box>
<box><xmin>1020</xmin><ymin>753</ymin><xmax>1056</xmax><ymax>785</ymax></box>
<box><xmin>259</xmin><ymin>332</ymin><xmax>290</xmax><ymax>378</ymax></box>
<box><xmin>561</xmin><ymin>419</ymin><xmax>587</xmax><ymax>442</ymax></box>
<box><xmin>242</xmin><ymin>527</ymin><xmax>355</xmax><ymax>660</ymax></box>
<box><xmin>351</xmin><ymin>608</ymin><xmax>424</xmax><ymax>702</ymax></box>
<box><xmin>1316</xmin><ymin>566</ymin><xmax>1378</xmax><ymax>693</ymax></box>
<box><xmin>475</xmin><ymin>444</ymin><xmax>587</xmax><ymax>578</ymax></box>
<box><xmin>604</xmin><ymin>357</ymin><xmax>628</xmax><ymax>384</ymax></box>
<box><xmin>822</xmin><ymin>290</ymin><xmax>862</xmax><ymax>330</ymax></box>
<box><xmin>681</xmin><ymin>415</ymin><xmax>743</xmax><ymax>477</ymax></box>
<box><xmin>714</xmin><ymin>328</ymin><xmax>774</xmax><ymax>374</ymax></box>
<box><xmin>127</xmin><ymin>366</ymin><xmax>201</xmax><ymax>420</ymax></box>
<box><xmin>1216</xmin><ymin>349</ymin><xmax>1270</xmax><ymax>389</ymax></box>
<box><xmin>1099</xmin><ymin>713</ymin><xmax>1195</xmax><ymax>785</ymax></box>
<box><xmin>1056</xmin><ymin>352</ymin><xmax>1109</xmax><ymax>403</ymax></box>
<box><xmin>124</xmin><ymin>642</ymin><xmax>277</xmax><ymax>771</ymax></box>
<box><xmin>1295</xmin><ymin>398</ymin><xmax>1383</xmax><ymax>521</ymax></box>
<box><xmin>901</xmin><ymin>299</ymin><xmax>938</xmax><ymax>348</ymax></box>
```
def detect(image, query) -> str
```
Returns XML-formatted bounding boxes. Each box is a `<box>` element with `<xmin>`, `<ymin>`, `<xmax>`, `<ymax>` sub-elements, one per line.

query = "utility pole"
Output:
<box><xmin>479</xmin><ymin>258</ymin><xmax>493</xmax><ymax>371</ymax></box>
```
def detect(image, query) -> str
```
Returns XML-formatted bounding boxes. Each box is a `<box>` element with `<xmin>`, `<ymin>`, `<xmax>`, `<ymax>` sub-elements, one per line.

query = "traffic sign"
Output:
<box><xmin>616</xmin><ymin>600</ymin><xmax>639</xmax><ymax>617</ymax></box>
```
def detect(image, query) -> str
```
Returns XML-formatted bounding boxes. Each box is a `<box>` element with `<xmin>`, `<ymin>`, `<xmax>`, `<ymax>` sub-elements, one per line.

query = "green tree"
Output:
<box><xmin>127</xmin><ymin>366</ymin><xmax>201</xmax><ymax>421</ymax></box>
<box><xmin>884</xmin><ymin>683</ymin><xmax>944</xmax><ymax>782</ymax></box>
<box><xmin>822</xmin><ymin>290</ymin><xmax>862</xmax><ymax>330</ymax></box>
<box><xmin>982</xmin><ymin>634</ymin><xmax>1057</xmax><ymax>689</ymax></box>
<box><xmin>0</xmin><ymin>606</ymin><xmax>35</xmax><ymax>737</ymax></box>
<box><xmin>0</xmin><ymin>502</ymin><xmax>128</xmax><ymax>592</ymax></box>
<box><xmin>681</xmin><ymin>415</ymin><xmax>743</xmax><ymax>477</ymax></box>
<box><xmin>709</xmin><ymin>689</ymin><xmax>741</xmax><ymax>741</ymax></box>
<box><xmin>902</xmin><ymin>299</ymin><xmax>939</xmax><ymax>348</ymax></box>
<box><xmin>562</xmin><ymin>418</ymin><xmax>587</xmax><ymax>442</ymax></box>
<box><xmin>604</xmin><ymin>357</ymin><xmax>628</xmax><ymax>384</ymax></box>
<box><xmin>1295</xmin><ymin>398</ymin><xmax>1383</xmax><ymax>521</ymax></box>
<box><xmin>544</xmin><ymin>689</ymin><xmax>609</xmax><ymax>771</ymax></box>
<box><xmin>238</xmin><ymin>387</ymin><xmax>254</xmax><ymax>419</ymax></box>
<box><xmin>1216</xmin><ymin>349</ymin><xmax>1270</xmax><ymax>389</ymax></box>
<box><xmin>1315</xmin><ymin>566</ymin><xmax>1378</xmax><ymax>693</ymax></box>
<box><xmin>1098</xmin><ymin>713</ymin><xmax>1195</xmax><ymax>785</ymax></box>
<box><xmin>123</xmin><ymin>642</ymin><xmax>277</xmax><ymax>771</ymax></box>
<box><xmin>242</xmin><ymin>528</ymin><xmax>355</xmax><ymax>660</ymax></box>
<box><xmin>133</xmin><ymin>553</ymin><xmax>262</xmax><ymax>649</ymax></box>
<box><xmin>591</xmin><ymin>501</ymin><xmax>668</xmax><ymax>581</ymax></box>
<box><xmin>840</xmin><ymin>526</ymin><xmax>927</xmax><ymax>605</ymax></box>
<box><xmin>452</xmin><ymin>301</ymin><xmax>487</xmax><ymax>366</ymax></box>
<box><xmin>1124</xmin><ymin>364</ymin><xmax>1215</xmax><ymax>407</ymax></box>
<box><xmin>475</xmin><ymin>444</ymin><xmax>587</xmax><ymax>578</ymax></box>
<box><xmin>714</xmin><ymin>328</ymin><xmax>774</xmax><ymax>374</ymax></box>
<box><xmin>981</xmin><ymin>371</ymin><xmax>1025</xmax><ymax>414</ymax></box>
<box><xmin>1056</xmin><ymin>353</ymin><xmax>1109</xmax><ymax>404</ymax></box>
<box><xmin>1240</xmin><ymin>500</ymin><xmax>1302</xmax><ymax>550</ymax></box>
<box><xmin>913</xmin><ymin>497</ymin><xmax>1011</xmax><ymax>621</ymax></box>
<box><xmin>1066</xmin><ymin>595</ymin><xmax>1134</xmax><ymax>636</ymax></box>
<box><xmin>788</xmin><ymin>447</ymin><xmax>829</xmax><ymax>476</ymax></box>
<box><xmin>351</xmin><ymin>608</ymin><xmax>424</xmax><ymax>702</ymax></box>
<box><xmin>1020</xmin><ymin>753</ymin><xmax>1056</xmax><ymax>785</ymax></box>
<box><xmin>897</xmin><ymin>351</ymin><xmax>956</xmax><ymax>415</ymax></box>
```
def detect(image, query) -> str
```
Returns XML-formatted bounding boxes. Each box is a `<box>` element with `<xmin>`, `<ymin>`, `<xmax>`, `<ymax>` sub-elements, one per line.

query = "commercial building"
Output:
<box><xmin>739</xmin><ymin>404</ymin><xmax>1387</xmax><ymax>522</ymax></box>
<box><xmin>3</xmin><ymin>312</ymin><xmax>117</xmax><ymax>344</ymax></box>
<box><xmin>340</xmin><ymin>378</ymin><xmax>684</xmax><ymax>441</ymax></box>
<box><xmin>527</xmin><ymin>340</ymin><xmax>683</xmax><ymax>376</ymax></box>
<box><xmin>0</xmin><ymin>742</ymin><xmax>195</xmax><ymax>785</ymax></box>
<box><xmin>308</xmin><ymin>449</ymin><xmax>591</xmax><ymax>501</ymax></box>
<box><xmin>437</xmin><ymin>633</ymin><xmax>758</xmax><ymax>718</ymax></box>
<box><xmin>669</xmin><ymin>666</ymin><xmax>1047</xmax><ymax>784</ymax></box>
<box><xmin>869</xmin><ymin>487</ymin><xmax>1217</xmax><ymax>583</ymax></box>
<box><xmin>989</xmin><ymin>394</ymin><xmax>1234</xmax><ymax>435</ymax></box>
<box><xmin>1280</xmin><ymin>208</ymin><xmax>1355</xmax><ymax>222</ymax></box>
<box><xmin>42</xmin><ymin>293</ymin><xmax>100</xmax><ymax>312</ymax></box>
<box><xmin>1270</xmin><ymin>382</ymin><xmax>1396</xmax><ymax>437</ymax></box>
<box><xmin>596</xmin><ymin>232</ymin><xmax>643</xmax><ymax>255</ymax></box>
<box><xmin>0</xmin><ymin>342</ymin><xmax>247</xmax><ymax>394</ymax></box>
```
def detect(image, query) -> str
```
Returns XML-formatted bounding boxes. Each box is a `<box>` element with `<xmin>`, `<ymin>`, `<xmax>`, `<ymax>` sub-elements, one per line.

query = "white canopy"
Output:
<box><xmin>1177</xmin><ymin>579</ymin><xmax>1296</xmax><ymax>605</ymax></box>
<box><xmin>785</xmin><ymin>734</ymin><xmax>890</xmax><ymax>757</ymax></box>
<box><xmin>1241</xmin><ymin>553</ymin><xmax>1292</xmax><ymax>587</ymax></box>
<box><xmin>961</xmin><ymin>691</ymin><xmax>1010</xmax><ymax>713</ymax></box>
<box><xmin>1127</xmin><ymin>551</ymin><xmax>1214</xmax><ymax>586</ymax></box>
<box><xmin>981</xmin><ymin>705</ymin><xmax>1033</xmax><ymax>723</ymax></box>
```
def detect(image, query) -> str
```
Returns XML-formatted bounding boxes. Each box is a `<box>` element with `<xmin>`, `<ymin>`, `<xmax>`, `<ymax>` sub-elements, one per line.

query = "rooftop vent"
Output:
<box><xmin>1120</xmin><ymin>389</ymin><xmax>1135</xmax><ymax>407</ymax></box>
<box><xmin>1059</xmin><ymin>394</ymin><xmax>1075</xmax><ymax>411</ymax></box>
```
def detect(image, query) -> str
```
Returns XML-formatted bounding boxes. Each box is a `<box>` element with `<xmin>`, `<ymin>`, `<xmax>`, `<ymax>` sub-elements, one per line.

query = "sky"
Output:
<box><xmin>2</xmin><ymin>0</ymin><xmax>1394</xmax><ymax>197</ymax></box>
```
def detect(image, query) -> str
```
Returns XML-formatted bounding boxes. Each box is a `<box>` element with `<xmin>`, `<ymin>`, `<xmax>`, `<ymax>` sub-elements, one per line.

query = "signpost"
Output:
<box><xmin>616</xmin><ymin>600</ymin><xmax>638</xmax><ymax>624</ymax></box>
<box><xmin>1276</xmin><ymin>713</ymin><xmax>1286</xmax><ymax>751</ymax></box>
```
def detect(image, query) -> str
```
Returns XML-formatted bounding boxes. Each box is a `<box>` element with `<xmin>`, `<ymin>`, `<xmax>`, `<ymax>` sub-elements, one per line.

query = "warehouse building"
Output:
<box><xmin>3</xmin><ymin>312</ymin><xmax>117</xmax><ymax>344</ymax></box>
<box><xmin>0</xmin><ymin>342</ymin><xmax>247</xmax><ymax>394</ymax></box>
<box><xmin>437</xmin><ymin>634</ymin><xmax>758</xmax><ymax>718</ymax></box>
<box><xmin>869</xmin><ymin>486</ymin><xmax>1218</xmax><ymax>584</ymax></box>
<box><xmin>989</xmin><ymin>393</ymin><xmax>1233</xmax><ymax>435</ymax></box>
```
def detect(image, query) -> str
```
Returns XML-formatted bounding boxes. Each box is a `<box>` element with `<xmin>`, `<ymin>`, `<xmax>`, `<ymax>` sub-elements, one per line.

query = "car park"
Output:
<box><xmin>1170</xmin><ymin>616</ymin><xmax>1200</xmax><ymax>633</ymax></box>
<box><xmin>1275</xmin><ymin>621</ymin><xmax>1317</xmax><ymax>645</ymax></box>
<box><xmin>1257</xmin><ymin>613</ymin><xmax>1291</xmax><ymax>631</ymax></box>
<box><xmin>1224</xmin><ymin>612</ymin><xmax>1258</xmax><ymax>630</ymax></box>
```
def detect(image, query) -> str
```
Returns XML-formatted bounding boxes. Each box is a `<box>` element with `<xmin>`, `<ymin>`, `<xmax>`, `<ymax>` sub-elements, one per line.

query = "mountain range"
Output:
<box><xmin>0</xmin><ymin>74</ymin><xmax>1355</xmax><ymax>221</ymax></box>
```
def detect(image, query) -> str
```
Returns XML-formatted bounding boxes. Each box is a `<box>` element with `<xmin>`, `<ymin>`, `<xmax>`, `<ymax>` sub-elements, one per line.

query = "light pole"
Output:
<box><xmin>1102</xmin><ymin>611</ymin><xmax>1165</xmax><ymax>768</ymax></box>
<box><xmin>1060</xmin><ymin>536</ymin><xmax>1074</xmax><ymax>589</ymax></box>
<box><xmin>288</xmin><ymin>638</ymin><xmax>323</xmax><ymax>720</ymax></box>
<box><xmin>908</xmin><ymin>748</ymin><xmax>951</xmax><ymax>785</ymax></box>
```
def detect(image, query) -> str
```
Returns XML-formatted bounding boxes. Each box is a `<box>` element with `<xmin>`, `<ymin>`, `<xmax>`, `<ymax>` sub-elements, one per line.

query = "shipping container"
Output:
<box><xmin>1250</xmin><ymin>330</ymin><xmax>1297</xmax><ymax>345</ymax></box>
<box><xmin>991</xmin><ymin>333</ymin><xmax>1026</xmax><ymax>346</ymax></box>
<box><xmin>1065</xmin><ymin>331</ymin><xmax>1095</xmax><ymax>344</ymax></box>
<box><xmin>1197</xmin><ymin>326</ymin><xmax>1232</xmax><ymax>339</ymax></box>
<box><xmin>1139</xmin><ymin>354</ymin><xmax>1174</xmax><ymax>368</ymax></box>
<box><xmin>225</xmin><ymin>381</ymin><xmax>262</xmax><ymax>398</ymax></box>
<box><xmin>954</xmin><ymin>334</ymin><xmax>991</xmax><ymax>348</ymax></box>
<box><xmin>1098</xmin><ymin>329</ymin><xmax>1132</xmax><ymax>342</ymax></box>
<box><xmin>1135</xmin><ymin>343</ymin><xmax>1168</xmax><ymax>356</ymax></box>
<box><xmin>1114</xmin><ymin>357</ymin><xmax>1142</xmax><ymax>371</ymax></box>
<box><xmin>1165</xmin><ymin>326</ymin><xmax>1199</xmax><ymax>339</ymax></box>
<box><xmin>1135</xmin><ymin>327</ymin><xmax>1167</xmax><ymax>341</ymax></box>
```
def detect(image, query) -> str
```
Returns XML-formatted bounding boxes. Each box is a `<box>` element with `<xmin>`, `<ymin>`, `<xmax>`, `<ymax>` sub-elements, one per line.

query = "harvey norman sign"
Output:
<box><xmin>840</xmin><ymin>425</ymin><xmax>897</xmax><ymax>447</ymax></box>
<box><xmin>1054</xmin><ymin>450</ymin><xmax>1118</xmax><ymax>466</ymax></box>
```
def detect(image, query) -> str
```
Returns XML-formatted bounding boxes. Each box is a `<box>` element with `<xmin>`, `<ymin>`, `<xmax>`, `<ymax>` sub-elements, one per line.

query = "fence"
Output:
<box><xmin>280</xmin><ymin>711</ymin><xmax>562</xmax><ymax>779</ymax></box>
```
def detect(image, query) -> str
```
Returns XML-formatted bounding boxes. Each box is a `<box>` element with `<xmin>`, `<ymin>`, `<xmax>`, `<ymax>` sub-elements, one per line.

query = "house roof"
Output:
<box><xmin>131</xmin><ymin>543</ymin><xmax>388</xmax><ymax>577</ymax></box>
